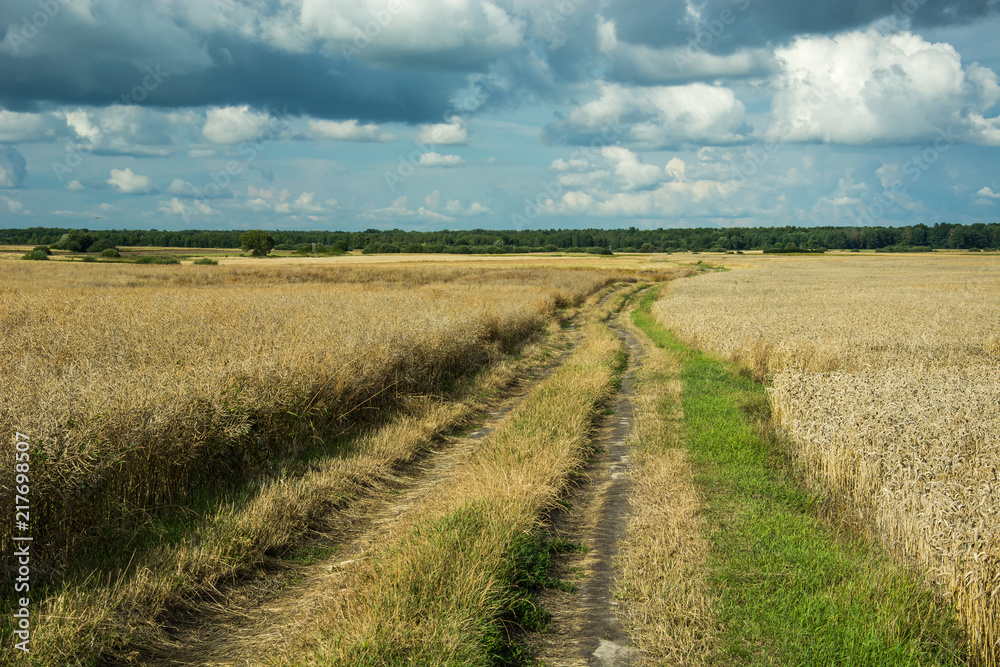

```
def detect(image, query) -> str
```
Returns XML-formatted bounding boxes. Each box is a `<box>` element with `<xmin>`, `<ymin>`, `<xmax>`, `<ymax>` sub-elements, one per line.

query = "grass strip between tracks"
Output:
<box><xmin>616</xmin><ymin>294</ymin><xmax>716</xmax><ymax>665</ymax></box>
<box><xmin>631</xmin><ymin>287</ymin><xmax>968</xmax><ymax>666</ymax></box>
<box><xmin>286</xmin><ymin>318</ymin><xmax>625</xmax><ymax>666</ymax></box>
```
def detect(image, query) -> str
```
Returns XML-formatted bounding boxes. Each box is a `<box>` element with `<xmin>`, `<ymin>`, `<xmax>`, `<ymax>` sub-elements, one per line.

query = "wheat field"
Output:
<box><xmin>653</xmin><ymin>253</ymin><xmax>1000</xmax><ymax>664</ymax></box>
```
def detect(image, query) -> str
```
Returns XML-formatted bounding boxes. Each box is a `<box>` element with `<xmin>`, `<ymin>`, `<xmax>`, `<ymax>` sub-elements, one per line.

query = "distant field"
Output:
<box><xmin>0</xmin><ymin>242</ymin><xmax>709</xmax><ymax>268</ymax></box>
<box><xmin>654</xmin><ymin>253</ymin><xmax>1000</xmax><ymax>664</ymax></box>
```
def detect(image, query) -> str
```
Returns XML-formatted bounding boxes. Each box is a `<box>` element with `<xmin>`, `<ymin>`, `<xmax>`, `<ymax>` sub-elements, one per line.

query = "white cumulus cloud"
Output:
<box><xmin>416</xmin><ymin>118</ymin><xmax>469</xmax><ymax>145</ymax></box>
<box><xmin>202</xmin><ymin>105</ymin><xmax>273</xmax><ymax>144</ymax></box>
<box><xmin>533</xmin><ymin>147</ymin><xmax>797</xmax><ymax>221</ymax></box>
<box><xmin>167</xmin><ymin>178</ymin><xmax>197</xmax><ymax>197</ymax></box>
<box><xmin>419</xmin><ymin>152</ymin><xmax>465</xmax><ymax>167</ymax></box>
<box><xmin>602</xmin><ymin>146</ymin><xmax>665</xmax><ymax>191</ymax></box>
<box><xmin>549</xmin><ymin>82</ymin><xmax>748</xmax><ymax>148</ymax></box>
<box><xmin>60</xmin><ymin>106</ymin><xmax>196</xmax><ymax>156</ymax></box>
<box><xmin>975</xmin><ymin>186</ymin><xmax>1000</xmax><ymax>205</ymax></box>
<box><xmin>3</xmin><ymin>195</ymin><xmax>24</xmax><ymax>213</ymax></box>
<box><xmin>288</xmin><ymin>192</ymin><xmax>327</xmax><ymax>214</ymax></box>
<box><xmin>107</xmin><ymin>167</ymin><xmax>154</xmax><ymax>193</ymax></box>
<box><xmin>444</xmin><ymin>199</ymin><xmax>492</xmax><ymax>216</ymax></box>
<box><xmin>307</xmin><ymin>119</ymin><xmax>396</xmax><ymax>142</ymax></box>
<box><xmin>0</xmin><ymin>110</ymin><xmax>66</xmax><ymax>143</ymax></box>
<box><xmin>299</xmin><ymin>0</ymin><xmax>525</xmax><ymax>68</ymax></box>
<box><xmin>768</xmin><ymin>30</ymin><xmax>1000</xmax><ymax>145</ymax></box>
<box><xmin>360</xmin><ymin>195</ymin><xmax>457</xmax><ymax>223</ymax></box>
<box><xmin>242</xmin><ymin>186</ymin><xmax>335</xmax><ymax>216</ymax></box>
<box><xmin>817</xmin><ymin>168</ymin><xmax>870</xmax><ymax>207</ymax></box>
<box><xmin>159</xmin><ymin>197</ymin><xmax>217</xmax><ymax>217</ymax></box>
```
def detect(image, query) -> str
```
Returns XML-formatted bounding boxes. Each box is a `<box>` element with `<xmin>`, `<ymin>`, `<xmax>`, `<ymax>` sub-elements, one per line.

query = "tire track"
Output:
<box><xmin>533</xmin><ymin>298</ymin><xmax>646</xmax><ymax>666</ymax></box>
<box><xmin>119</xmin><ymin>320</ymin><xmax>586</xmax><ymax>666</ymax></box>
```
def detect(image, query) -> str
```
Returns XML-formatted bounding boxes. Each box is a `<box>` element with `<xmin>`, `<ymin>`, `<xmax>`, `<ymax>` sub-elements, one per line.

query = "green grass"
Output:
<box><xmin>286</xmin><ymin>543</ymin><xmax>339</xmax><ymax>565</ymax></box>
<box><xmin>690</xmin><ymin>259</ymin><xmax>730</xmax><ymax>273</ymax></box>
<box><xmin>631</xmin><ymin>288</ymin><xmax>968</xmax><ymax>667</ymax></box>
<box><xmin>133</xmin><ymin>255</ymin><xmax>181</xmax><ymax>264</ymax></box>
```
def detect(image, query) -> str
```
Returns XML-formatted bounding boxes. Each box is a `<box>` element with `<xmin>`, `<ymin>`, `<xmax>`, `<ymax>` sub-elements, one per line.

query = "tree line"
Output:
<box><xmin>2</xmin><ymin>222</ymin><xmax>998</xmax><ymax>253</ymax></box>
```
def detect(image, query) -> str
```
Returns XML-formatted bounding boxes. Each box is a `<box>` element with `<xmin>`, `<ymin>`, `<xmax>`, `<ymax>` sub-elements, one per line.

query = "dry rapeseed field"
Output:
<box><xmin>653</xmin><ymin>252</ymin><xmax>1000</xmax><ymax>664</ymax></box>
<box><xmin>0</xmin><ymin>259</ymin><xmax>613</xmax><ymax>580</ymax></box>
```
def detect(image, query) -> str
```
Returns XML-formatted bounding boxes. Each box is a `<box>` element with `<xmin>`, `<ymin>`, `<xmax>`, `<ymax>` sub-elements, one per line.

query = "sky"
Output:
<box><xmin>1</xmin><ymin>0</ymin><xmax>999</xmax><ymax>232</ymax></box>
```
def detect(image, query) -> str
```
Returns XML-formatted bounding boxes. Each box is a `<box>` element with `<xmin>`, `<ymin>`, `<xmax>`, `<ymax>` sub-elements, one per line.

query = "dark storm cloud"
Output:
<box><xmin>0</xmin><ymin>40</ymin><xmax>462</xmax><ymax>123</ymax></box>
<box><xmin>534</xmin><ymin>0</ymin><xmax>606</xmax><ymax>84</ymax></box>
<box><xmin>160</xmin><ymin>39</ymin><xmax>463</xmax><ymax>123</ymax></box>
<box><xmin>1</xmin><ymin>0</ymin><xmax>996</xmax><ymax>128</ymax></box>
<box><xmin>604</xmin><ymin>0</ymin><xmax>1000</xmax><ymax>54</ymax></box>
<box><xmin>0</xmin><ymin>0</ymin><xmax>614</xmax><ymax>124</ymax></box>
<box><xmin>0</xmin><ymin>0</ymin><xmax>469</xmax><ymax>123</ymax></box>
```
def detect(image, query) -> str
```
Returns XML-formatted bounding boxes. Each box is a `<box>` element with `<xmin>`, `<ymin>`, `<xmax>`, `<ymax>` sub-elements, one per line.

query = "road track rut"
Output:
<box><xmin>120</xmin><ymin>287</ymin><xmax>652</xmax><ymax>667</ymax></box>
<box><xmin>122</xmin><ymin>321</ymin><xmax>584</xmax><ymax>666</ymax></box>
<box><xmin>531</xmin><ymin>302</ymin><xmax>645</xmax><ymax>667</ymax></box>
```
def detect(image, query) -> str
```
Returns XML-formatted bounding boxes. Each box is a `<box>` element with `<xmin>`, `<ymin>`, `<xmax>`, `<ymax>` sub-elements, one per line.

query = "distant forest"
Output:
<box><xmin>2</xmin><ymin>222</ymin><xmax>998</xmax><ymax>254</ymax></box>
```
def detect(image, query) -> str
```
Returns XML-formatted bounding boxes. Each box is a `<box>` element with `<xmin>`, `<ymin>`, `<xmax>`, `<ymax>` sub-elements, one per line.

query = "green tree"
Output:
<box><xmin>62</xmin><ymin>230</ymin><xmax>97</xmax><ymax>252</ymax></box>
<box><xmin>240</xmin><ymin>230</ymin><xmax>275</xmax><ymax>256</ymax></box>
<box><xmin>22</xmin><ymin>249</ymin><xmax>49</xmax><ymax>260</ymax></box>
<box><xmin>89</xmin><ymin>238</ymin><xmax>116</xmax><ymax>253</ymax></box>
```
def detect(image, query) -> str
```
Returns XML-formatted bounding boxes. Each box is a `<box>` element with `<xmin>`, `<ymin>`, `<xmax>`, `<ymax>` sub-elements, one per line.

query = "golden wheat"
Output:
<box><xmin>0</xmin><ymin>259</ymin><xmax>625</xmax><ymax>663</ymax></box>
<box><xmin>0</xmin><ymin>266</ymin><xmax>608</xmax><ymax>597</ymax></box>
<box><xmin>30</xmin><ymin>357</ymin><xmax>533</xmax><ymax>663</ymax></box>
<box><xmin>654</xmin><ymin>254</ymin><xmax>999</xmax><ymax>377</ymax></box>
<box><xmin>653</xmin><ymin>253</ymin><xmax>1000</xmax><ymax>664</ymax></box>
<box><xmin>771</xmin><ymin>366</ymin><xmax>1000</xmax><ymax>661</ymax></box>
<box><xmin>617</xmin><ymin>308</ymin><xmax>716</xmax><ymax>666</ymax></box>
